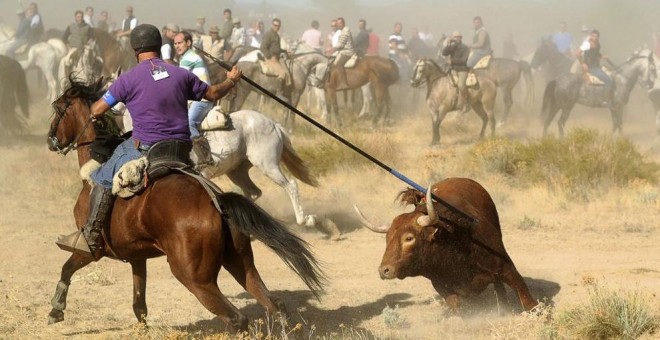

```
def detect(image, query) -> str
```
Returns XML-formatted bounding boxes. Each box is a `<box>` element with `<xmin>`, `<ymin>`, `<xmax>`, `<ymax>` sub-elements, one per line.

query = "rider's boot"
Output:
<box><xmin>459</xmin><ymin>89</ymin><xmax>471</xmax><ymax>113</ymax></box>
<box><xmin>192</xmin><ymin>135</ymin><xmax>215</xmax><ymax>168</ymax></box>
<box><xmin>56</xmin><ymin>185</ymin><xmax>115</xmax><ymax>260</ymax></box>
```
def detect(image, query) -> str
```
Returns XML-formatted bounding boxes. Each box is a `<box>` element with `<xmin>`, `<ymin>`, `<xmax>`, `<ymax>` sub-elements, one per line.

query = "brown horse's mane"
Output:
<box><xmin>53</xmin><ymin>75</ymin><xmax>105</xmax><ymax>109</ymax></box>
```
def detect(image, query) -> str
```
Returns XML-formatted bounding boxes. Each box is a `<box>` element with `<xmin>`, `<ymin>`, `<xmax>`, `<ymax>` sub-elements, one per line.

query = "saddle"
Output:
<box><xmin>112</xmin><ymin>140</ymin><xmax>193</xmax><ymax>198</ymax></box>
<box><xmin>569</xmin><ymin>61</ymin><xmax>611</xmax><ymax>86</ymax></box>
<box><xmin>344</xmin><ymin>54</ymin><xmax>359</xmax><ymax>68</ymax></box>
<box><xmin>472</xmin><ymin>54</ymin><xmax>492</xmax><ymax>70</ymax></box>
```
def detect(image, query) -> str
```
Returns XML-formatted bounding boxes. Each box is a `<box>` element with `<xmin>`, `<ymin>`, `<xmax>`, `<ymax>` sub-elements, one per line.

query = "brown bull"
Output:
<box><xmin>356</xmin><ymin>178</ymin><xmax>536</xmax><ymax>312</ymax></box>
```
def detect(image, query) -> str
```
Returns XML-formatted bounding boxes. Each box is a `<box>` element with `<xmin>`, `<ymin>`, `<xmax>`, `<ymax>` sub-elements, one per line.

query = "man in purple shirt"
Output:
<box><xmin>552</xmin><ymin>21</ymin><xmax>573</xmax><ymax>57</ymax></box>
<box><xmin>57</xmin><ymin>24</ymin><xmax>242</xmax><ymax>259</ymax></box>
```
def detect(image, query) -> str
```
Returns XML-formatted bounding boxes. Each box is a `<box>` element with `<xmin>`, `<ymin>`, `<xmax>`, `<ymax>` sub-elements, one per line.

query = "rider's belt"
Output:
<box><xmin>133</xmin><ymin>139</ymin><xmax>152</xmax><ymax>154</ymax></box>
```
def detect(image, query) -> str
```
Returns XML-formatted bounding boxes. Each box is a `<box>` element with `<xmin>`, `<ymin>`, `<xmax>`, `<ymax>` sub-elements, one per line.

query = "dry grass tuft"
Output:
<box><xmin>551</xmin><ymin>276</ymin><xmax>659</xmax><ymax>339</ymax></box>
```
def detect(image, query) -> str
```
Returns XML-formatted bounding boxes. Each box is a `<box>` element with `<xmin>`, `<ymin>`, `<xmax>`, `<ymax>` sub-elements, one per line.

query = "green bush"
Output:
<box><xmin>466</xmin><ymin>129</ymin><xmax>660</xmax><ymax>198</ymax></box>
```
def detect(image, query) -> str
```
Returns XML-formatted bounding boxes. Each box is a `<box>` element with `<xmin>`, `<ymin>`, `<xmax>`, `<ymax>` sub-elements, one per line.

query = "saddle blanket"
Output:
<box><xmin>450</xmin><ymin>70</ymin><xmax>479</xmax><ymax>87</ymax></box>
<box><xmin>473</xmin><ymin>54</ymin><xmax>491</xmax><ymax>70</ymax></box>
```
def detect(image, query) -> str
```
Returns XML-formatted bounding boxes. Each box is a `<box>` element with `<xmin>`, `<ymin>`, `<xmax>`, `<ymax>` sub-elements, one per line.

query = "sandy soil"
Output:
<box><xmin>0</xmin><ymin>79</ymin><xmax>658</xmax><ymax>339</ymax></box>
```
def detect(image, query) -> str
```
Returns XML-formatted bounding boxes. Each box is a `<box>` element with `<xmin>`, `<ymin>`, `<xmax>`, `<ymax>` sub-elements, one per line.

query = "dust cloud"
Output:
<box><xmin>1</xmin><ymin>0</ymin><xmax>659</xmax><ymax>61</ymax></box>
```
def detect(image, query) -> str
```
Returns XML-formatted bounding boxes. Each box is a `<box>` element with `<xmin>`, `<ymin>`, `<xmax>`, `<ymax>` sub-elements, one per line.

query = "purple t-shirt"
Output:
<box><xmin>108</xmin><ymin>58</ymin><xmax>209</xmax><ymax>144</ymax></box>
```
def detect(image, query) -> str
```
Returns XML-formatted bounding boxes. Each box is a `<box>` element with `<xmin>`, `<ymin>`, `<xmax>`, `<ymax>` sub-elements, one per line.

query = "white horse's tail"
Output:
<box><xmin>280</xmin><ymin>130</ymin><xmax>318</xmax><ymax>187</ymax></box>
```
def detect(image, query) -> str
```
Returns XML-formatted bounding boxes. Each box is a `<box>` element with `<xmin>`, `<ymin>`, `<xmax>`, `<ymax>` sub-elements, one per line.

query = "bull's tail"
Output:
<box><xmin>280</xmin><ymin>131</ymin><xmax>318</xmax><ymax>187</ymax></box>
<box><xmin>519</xmin><ymin>60</ymin><xmax>535</xmax><ymax>108</ymax></box>
<box><xmin>217</xmin><ymin>192</ymin><xmax>326</xmax><ymax>298</ymax></box>
<box><xmin>541</xmin><ymin>80</ymin><xmax>557</xmax><ymax>119</ymax></box>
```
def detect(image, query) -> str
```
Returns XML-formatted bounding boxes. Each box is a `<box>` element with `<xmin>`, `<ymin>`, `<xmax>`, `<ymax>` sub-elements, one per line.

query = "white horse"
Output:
<box><xmin>199</xmin><ymin>108</ymin><xmax>321</xmax><ymax>227</ymax></box>
<box><xmin>0</xmin><ymin>22</ymin><xmax>66</xmax><ymax>102</ymax></box>
<box><xmin>21</xmin><ymin>39</ymin><xmax>66</xmax><ymax>102</ymax></box>
<box><xmin>114</xmin><ymin>105</ymin><xmax>338</xmax><ymax>236</ymax></box>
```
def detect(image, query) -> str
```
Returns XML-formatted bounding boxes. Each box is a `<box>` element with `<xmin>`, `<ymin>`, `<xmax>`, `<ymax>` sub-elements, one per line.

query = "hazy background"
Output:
<box><xmin>1</xmin><ymin>0</ymin><xmax>659</xmax><ymax>62</ymax></box>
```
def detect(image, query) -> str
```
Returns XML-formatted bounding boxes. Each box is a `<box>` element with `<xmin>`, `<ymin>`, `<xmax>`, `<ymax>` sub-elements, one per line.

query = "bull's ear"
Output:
<box><xmin>424</xmin><ymin>226</ymin><xmax>440</xmax><ymax>241</ymax></box>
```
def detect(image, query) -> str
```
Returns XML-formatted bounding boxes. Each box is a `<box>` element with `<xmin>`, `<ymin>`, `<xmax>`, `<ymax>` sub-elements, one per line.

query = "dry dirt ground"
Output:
<box><xmin>0</xmin><ymin>81</ymin><xmax>659</xmax><ymax>339</ymax></box>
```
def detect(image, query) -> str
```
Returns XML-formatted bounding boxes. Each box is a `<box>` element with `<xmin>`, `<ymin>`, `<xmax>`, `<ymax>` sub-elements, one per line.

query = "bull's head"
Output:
<box><xmin>355</xmin><ymin>187</ymin><xmax>442</xmax><ymax>280</ymax></box>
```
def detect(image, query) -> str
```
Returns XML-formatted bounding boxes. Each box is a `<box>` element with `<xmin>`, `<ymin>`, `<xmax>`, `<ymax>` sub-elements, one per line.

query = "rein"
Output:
<box><xmin>49</xmin><ymin>98</ymin><xmax>96</xmax><ymax>156</ymax></box>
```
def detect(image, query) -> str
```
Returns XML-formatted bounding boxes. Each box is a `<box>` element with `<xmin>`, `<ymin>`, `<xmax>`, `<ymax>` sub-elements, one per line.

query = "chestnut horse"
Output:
<box><xmin>45</xmin><ymin>78</ymin><xmax>325</xmax><ymax>331</ymax></box>
<box><xmin>325</xmin><ymin>56</ymin><xmax>399</xmax><ymax>126</ymax></box>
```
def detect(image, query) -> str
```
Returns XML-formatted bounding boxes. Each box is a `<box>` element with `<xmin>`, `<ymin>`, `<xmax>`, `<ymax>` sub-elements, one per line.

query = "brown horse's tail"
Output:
<box><xmin>519</xmin><ymin>60</ymin><xmax>535</xmax><ymax>108</ymax></box>
<box><xmin>541</xmin><ymin>80</ymin><xmax>557</xmax><ymax>119</ymax></box>
<box><xmin>280</xmin><ymin>132</ymin><xmax>318</xmax><ymax>187</ymax></box>
<box><xmin>218</xmin><ymin>192</ymin><xmax>326</xmax><ymax>298</ymax></box>
<box><xmin>15</xmin><ymin>66</ymin><xmax>29</xmax><ymax>119</ymax></box>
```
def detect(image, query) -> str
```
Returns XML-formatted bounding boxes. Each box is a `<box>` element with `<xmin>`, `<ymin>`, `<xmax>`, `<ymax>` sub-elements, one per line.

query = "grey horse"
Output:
<box><xmin>410</xmin><ymin>58</ymin><xmax>498</xmax><ymax>145</ymax></box>
<box><xmin>531</xmin><ymin>38</ymin><xmax>574</xmax><ymax>83</ymax></box>
<box><xmin>541</xmin><ymin>48</ymin><xmax>656</xmax><ymax>137</ymax></box>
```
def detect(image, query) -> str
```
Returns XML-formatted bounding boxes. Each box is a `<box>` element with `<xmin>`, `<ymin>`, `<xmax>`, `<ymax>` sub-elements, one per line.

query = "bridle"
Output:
<box><xmin>48</xmin><ymin>97</ymin><xmax>95</xmax><ymax>156</ymax></box>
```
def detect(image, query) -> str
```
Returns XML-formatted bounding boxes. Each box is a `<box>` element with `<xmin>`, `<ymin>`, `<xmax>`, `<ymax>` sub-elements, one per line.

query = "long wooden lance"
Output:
<box><xmin>194</xmin><ymin>46</ymin><xmax>478</xmax><ymax>228</ymax></box>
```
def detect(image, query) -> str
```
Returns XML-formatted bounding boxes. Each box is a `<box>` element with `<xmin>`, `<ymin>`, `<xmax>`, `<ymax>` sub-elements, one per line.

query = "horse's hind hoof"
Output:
<box><xmin>47</xmin><ymin>309</ymin><xmax>64</xmax><ymax>325</ymax></box>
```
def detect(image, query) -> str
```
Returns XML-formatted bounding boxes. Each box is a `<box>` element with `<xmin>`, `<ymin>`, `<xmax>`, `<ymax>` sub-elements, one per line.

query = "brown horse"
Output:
<box><xmin>325</xmin><ymin>56</ymin><xmax>399</xmax><ymax>126</ymax></box>
<box><xmin>93</xmin><ymin>28</ymin><xmax>137</xmax><ymax>76</ymax></box>
<box><xmin>45</xmin><ymin>78</ymin><xmax>325</xmax><ymax>332</ymax></box>
<box><xmin>0</xmin><ymin>55</ymin><xmax>29</xmax><ymax>134</ymax></box>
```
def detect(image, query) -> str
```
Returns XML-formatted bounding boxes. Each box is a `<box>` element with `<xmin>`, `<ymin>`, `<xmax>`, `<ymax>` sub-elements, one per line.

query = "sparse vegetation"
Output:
<box><xmin>296</xmin><ymin>132</ymin><xmax>400</xmax><ymax>176</ymax></box>
<box><xmin>517</xmin><ymin>214</ymin><xmax>543</xmax><ymax>230</ymax></box>
<box><xmin>550</xmin><ymin>276</ymin><xmax>659</xmax><ymax>339</ymax></box>
<box><xmin>465</xmin><ymin>129</ymin><xmax>660</xmax><ymax>200</ymax></box>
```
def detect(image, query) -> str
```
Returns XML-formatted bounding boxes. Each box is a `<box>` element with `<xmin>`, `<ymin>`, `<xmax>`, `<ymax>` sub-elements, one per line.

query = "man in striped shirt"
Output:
<box><xmin>174</xmin><ymin>31</ymin><xmax>215</xmax><ymax>167</ymax></box>
<box><xmin>329</xmin><ymin>17</ymin><xmax>354</xmax><ymax>89</ymax></box>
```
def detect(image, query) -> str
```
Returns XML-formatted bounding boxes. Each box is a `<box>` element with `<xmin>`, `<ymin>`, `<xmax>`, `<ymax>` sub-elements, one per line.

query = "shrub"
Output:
<box><xmin>552</xmin><ymin>277</ymin><xmax>659</xmax><ymax>339</ymax></box>
<box><xmin>466</xmin><ymin>129</ymin><xmax>660</xmax><ymax>199</ymax></box>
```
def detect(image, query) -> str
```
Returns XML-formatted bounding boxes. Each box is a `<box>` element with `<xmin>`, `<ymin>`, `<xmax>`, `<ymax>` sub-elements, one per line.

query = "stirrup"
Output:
<box><xmin>56</xmin><ymin>231</ymin><xmax>93</xmax><ymax>256</ymax></box>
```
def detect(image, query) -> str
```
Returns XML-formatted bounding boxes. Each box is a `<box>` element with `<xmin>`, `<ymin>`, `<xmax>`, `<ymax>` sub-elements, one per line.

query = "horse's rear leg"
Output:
<box><xmin>498</xmin><ymin>87</ymin><xmax>514</xmax><ymax>126</ymax></box>
<box><xmin>557</xmin><ymin>106</ymin><xmax>574</xmax><ymax>138</ymax></box>
<box><xmin>222</xmin><ymin>237</ymin><xmax>285</xmax><ymax>316</ymax></box>
<box><xmin>169</xmin><ymin>259</ymin><xmax>248</xmax><ymax>332</ymax></box>
<box><xmin>542</xmin><ymin>105</ymin><xmax>561</xmax><ymax>137</ymax></box>
<box><xmin>471</xmin><ymin>101</ymin><xmax>489</xmax><ymax>139</ymax></box>
<box><xmin>48</xmin><ymin>253</ymin><xmax>94</xmax><ymax>324</ymax></box>
<box><xmin>130</xmin><ymin>260</ymin><xmax>148</xmax><ymax>323</ymax></box>
<box><xmin>226</xmin><ymin>160</ymin><xmax>262</xmax><ymax>200</ymax></box>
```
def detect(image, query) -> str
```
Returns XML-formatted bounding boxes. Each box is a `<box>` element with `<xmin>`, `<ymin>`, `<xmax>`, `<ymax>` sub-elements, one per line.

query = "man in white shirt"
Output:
<box><xmin>301</xmin><ymin>20</ymin><xmax>323</xmax><ymax>52</ymax></box>
<box><xmin>160</xmin><ymin>23</ymin><xmax>179</xmax><ymax>65</ymax></box>
<box><xmin>83</xmin><ymin>6</ymin><xmax>94</xmax><ymax>28</ymax></box>
<box><xmin>117</xmin><ymin>6</ymin><xmax>138</xmax><ymax>51</ymax></box>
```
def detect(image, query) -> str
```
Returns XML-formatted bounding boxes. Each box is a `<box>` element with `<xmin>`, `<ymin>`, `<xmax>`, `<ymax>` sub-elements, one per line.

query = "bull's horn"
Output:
<box><xmin>353</xmin><ymin>204</ymin><xmax>390</xmax><ymax>233</ymax></box>
<box><xmin>416</xmin><ymin>185</ymin><xmax>439</xmax><ymax>227</ymax></box>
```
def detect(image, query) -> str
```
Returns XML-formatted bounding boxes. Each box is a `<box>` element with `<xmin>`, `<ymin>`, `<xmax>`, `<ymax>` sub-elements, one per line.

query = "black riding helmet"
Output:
<box><xmin>130</xmin><ymin>24</ymin><xmax>162</xmax><ymax>53</ymax></box>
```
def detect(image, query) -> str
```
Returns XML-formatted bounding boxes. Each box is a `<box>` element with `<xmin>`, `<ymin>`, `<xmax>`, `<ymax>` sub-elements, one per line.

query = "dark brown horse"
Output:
<box><xmin>325</xmin><ymin>56</ymin><xmax>399</xmax><ymax>126</ymax></box>
<box><xmin>0</xmin><ymin>55</ymin><xmax>29</xmax><ymax>134</ymax></box>
<box><xmin>45</xmin><ymin>78</ymin><xmax>325</xmax><ymax>331</ymax></box>
<box><xmin>93</xmin><ymin>28</ymin><xmax>137</xmax><ymax>76</ymax></box>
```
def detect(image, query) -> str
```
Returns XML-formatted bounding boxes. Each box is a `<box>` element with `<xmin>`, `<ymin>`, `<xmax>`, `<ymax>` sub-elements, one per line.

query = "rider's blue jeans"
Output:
<box><xmin>589</xmin><ymin>66</ymin><xmax>612</xmax><ymax>93</ymax></box>
<box><xmin>90</xmin><ymin>138</ymin><xmax>147</xmax><ymax>189</ymax></box>
<box><xmin>188</xmin><ymin>101</ymin><xmax>215</xmax><ymax>138</ymax></box>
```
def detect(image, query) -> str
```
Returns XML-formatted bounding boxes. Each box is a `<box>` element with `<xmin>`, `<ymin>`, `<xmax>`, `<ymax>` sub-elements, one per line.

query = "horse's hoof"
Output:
<box><xmin>47</xmin><ymin>309</ymin><xmax>64</xmax><ymax>325</ymax></box>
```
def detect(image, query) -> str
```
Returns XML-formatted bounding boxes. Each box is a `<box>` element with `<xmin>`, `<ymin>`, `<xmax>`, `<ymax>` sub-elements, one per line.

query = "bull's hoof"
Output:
<box><xmin>47</xmin><ymin>309</ymin><xmax>64</xmax><ymax>325</ymax></box>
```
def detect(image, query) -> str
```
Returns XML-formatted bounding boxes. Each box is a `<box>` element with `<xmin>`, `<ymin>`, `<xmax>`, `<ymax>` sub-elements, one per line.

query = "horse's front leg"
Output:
<box><xmin>48</xmin><ymin>253</ymin><xmax>94</xmax><ymax>324</ymax></box>
<box><xmin>130</xmin><ymin>259</ymin><xmax>148</xmax><ymax>323</ymax></box>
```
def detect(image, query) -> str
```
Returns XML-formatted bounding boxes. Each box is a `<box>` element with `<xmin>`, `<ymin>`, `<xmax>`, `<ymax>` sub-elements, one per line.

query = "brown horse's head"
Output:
<box><xmin>48</xmin><ymin>76</ymin><xmax>105</xmax><ymax>155</ymax></box>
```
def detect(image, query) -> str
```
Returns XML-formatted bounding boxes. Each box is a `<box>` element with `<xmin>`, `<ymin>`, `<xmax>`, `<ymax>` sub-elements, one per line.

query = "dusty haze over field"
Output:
<box><xmin>1</xmin><ymin>0</ymin><xmax>660</xmax><ymax>61</ymax></box>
